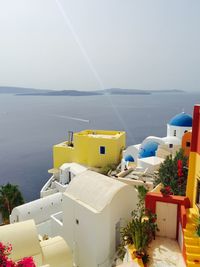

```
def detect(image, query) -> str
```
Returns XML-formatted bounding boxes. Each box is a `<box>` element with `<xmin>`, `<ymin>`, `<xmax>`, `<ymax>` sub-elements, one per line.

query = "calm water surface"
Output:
<box><xmin>0</xmin><ymin>92</ymin><xmax>199</xmax><ymax>201</ymax></box>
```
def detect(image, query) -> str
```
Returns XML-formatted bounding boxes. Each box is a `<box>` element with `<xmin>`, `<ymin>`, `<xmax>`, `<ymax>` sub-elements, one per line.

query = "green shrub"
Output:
<box><xmin>154</xmin><ymin>149</ymin><xmax>188</xmax><ymax>196</ymax></box>
<box><xmin>99</xmin><ymin>164</ymin><xmax>117</xmax><ymax>175</ymax></box>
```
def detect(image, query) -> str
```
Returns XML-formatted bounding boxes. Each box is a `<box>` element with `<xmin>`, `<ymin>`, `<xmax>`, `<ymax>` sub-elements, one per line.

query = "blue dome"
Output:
<box><xmin>139</xmin><ymin>142</ymin><xmax>159</xmax><ymax>159</ymax></box>
<box><xmin>125</xmin><ymin>155</ymin><xmax>134</xmax><ymax>162</ymax></box>
<box><xmin>169</xmin><ymin>112</ymin><xmax>192</xmax><ymax>127</ymax></box>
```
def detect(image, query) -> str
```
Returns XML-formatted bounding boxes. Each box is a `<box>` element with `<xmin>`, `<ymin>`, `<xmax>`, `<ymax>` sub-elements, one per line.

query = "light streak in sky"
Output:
<box><xmin>54</xmin><ymin>0</ymin><xmax>136</xmax><ymax>143</ymax></box>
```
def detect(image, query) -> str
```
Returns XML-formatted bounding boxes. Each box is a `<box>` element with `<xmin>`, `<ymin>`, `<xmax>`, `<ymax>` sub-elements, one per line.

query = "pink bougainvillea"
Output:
<box><xmin>0</xmin><ymin>242</ymin><xmax>36</xmax><ymax>267</ymax></box>
<box><xmin>17</xmin><ymin>257</ymin><xmax>36</xmax><ymax>267</ymax></box>
<box><xmin>177</xmin><ymin>159</ymin><xmax>183</xmax><ymax>178</ymax></box>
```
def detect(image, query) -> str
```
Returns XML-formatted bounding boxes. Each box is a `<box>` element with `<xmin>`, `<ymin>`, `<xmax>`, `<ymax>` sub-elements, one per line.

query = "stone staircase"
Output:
<box><xmin>184</xmin><ymin>209</ymin><xmax>200</xmax><ymax>267</ymax></box>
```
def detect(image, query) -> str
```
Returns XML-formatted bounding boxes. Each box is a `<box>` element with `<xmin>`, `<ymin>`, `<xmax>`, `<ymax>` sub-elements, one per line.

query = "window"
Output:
<box><xmin>174</xmin><ymin>130</ymin><xmax>176</xmax><ymax>136</ymax></box>
<box><xmin>100</xmin><ymin>146</ymin><xmax>105</xmax><ymax>154</ymax></box>
<box><xmin>169</xmin><ymin>144</ymin><xmax>173</xmax><ymax>148</ymax></box>
<box><xmin>186</xmin><ymin>141</ymin><xmax>191</xmax><ymax>147</ymax></box>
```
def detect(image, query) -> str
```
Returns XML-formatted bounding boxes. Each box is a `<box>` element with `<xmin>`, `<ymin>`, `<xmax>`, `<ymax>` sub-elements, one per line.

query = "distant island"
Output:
<box><xmin>0</xmin><ymin>86</ymin><xmax>185</xmax><ymax>96</ymax></box>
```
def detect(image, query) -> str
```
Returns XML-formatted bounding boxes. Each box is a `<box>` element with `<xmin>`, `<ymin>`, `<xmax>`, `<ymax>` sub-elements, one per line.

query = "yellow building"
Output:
<box><xmin>186</xmin><ymin>105</ymin><xmax>200</xmax><ymax>212</ymax></box>
<box><xmin>53</xmin><ymin>130</ymin><xmax>126</xmax><ymax>169</ymax></box>
<box><xmin>184</xmin><ymin>105</ymin><xmax>200</xmax><ymax>266</ymax></box>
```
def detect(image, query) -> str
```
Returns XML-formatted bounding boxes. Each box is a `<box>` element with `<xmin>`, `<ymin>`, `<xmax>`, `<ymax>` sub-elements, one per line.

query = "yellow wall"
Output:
<box><xmin>73</xmin><ymin>134</ymin><xmax>89</xmax><ymax>165</ymax></box>
<box><xmin>186</xmin><ymin>152</ymin><xmax>200</xmax><ymax>212</ymax></box>
<box><xmin>53</xmin><ymin>142</ymin><xmax>75</xmax><ymax>169</ymax></box>
<box><xmin>53</xmin><ymin>130</ymin><xmax>126</xmax><ymax>169</ymax></box>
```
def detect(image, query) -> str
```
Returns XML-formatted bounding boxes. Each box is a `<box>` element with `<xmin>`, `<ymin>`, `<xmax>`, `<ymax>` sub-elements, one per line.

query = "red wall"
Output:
<box><xmin>145</xmin><ymin>193</ymin><xmax>190</xmax><ymax>239</ymax></box>
<box><xmin>191</xmin><ymin>105</ymin><xmax>200</xmax><ymax>154</ymax></box>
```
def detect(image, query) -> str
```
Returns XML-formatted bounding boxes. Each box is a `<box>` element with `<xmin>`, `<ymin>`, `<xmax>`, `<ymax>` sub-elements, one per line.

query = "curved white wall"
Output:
<box><xmin>10</xmin><ymin>193</ymin><xmax>63</xmax><ymax>224</ymax></box>
<box><xmin>141</xmin><ymin>136</ymin><xmax>165</xmax><ymax>147</ymax></box>
<box><xmin>123</xmin><ymin>144</ymin><xmax>140</xmax><ymax>161</ymax></box>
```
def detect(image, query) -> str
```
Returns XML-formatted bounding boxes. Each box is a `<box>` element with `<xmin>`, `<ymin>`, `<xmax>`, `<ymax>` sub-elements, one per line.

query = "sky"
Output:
<box><xmin>0</xmin><ymin>0</ymin><xmax>199</xmax><ymax>91</ymax></box>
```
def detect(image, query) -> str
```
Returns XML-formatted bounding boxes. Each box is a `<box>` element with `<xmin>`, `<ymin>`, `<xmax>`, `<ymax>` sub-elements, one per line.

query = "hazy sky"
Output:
<box><xmin>0</xmin><ymin>0</ymin><xmax>199</xmax><ymax>91</ymax></box>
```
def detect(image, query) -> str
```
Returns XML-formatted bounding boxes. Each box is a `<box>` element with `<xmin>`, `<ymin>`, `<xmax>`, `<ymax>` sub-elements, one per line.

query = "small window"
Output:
<box><xmin>169</xmin><ymin>144</ymin><xmax>173</xmax><ymax>148</ymax></box>
<box><xmin>186</xmin><ymin>141</ymin><xmax>191</xmax><ymax>147</ymax></box>
<box><xmin>174</xmin><ymin>130</ymin><xmax>176</xmax><ymax>136</ymax></box>
<box><xmin>100</xmin><ymin>146</ymin><xmax>105</xmax><ymax>154</ymax></box>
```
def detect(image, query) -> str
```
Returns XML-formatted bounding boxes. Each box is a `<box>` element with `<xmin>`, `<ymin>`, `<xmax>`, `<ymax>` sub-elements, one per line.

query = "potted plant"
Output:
<box><xmin>120</xmin><ymin>186</ymin><xmax>158</xmax><ymax>266</ymax></box>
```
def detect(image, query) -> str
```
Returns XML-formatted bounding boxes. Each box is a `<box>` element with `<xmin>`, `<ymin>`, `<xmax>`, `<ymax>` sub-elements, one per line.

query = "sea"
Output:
<box><xmin>0</xmin><ymin>92</ymin><xmax>200</xmax><ymax>202</ymax></box>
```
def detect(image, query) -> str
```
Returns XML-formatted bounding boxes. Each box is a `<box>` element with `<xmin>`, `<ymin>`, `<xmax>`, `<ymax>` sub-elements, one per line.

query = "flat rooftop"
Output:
<box><xmin>75</xmin><ymin>129</ymin><xmax>125</xmax><ymax>139</ymax></box>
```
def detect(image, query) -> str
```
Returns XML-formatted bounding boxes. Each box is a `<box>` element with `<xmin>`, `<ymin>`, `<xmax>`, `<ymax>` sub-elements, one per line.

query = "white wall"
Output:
<box><xmin>62</xmin><ymin>196</ymin><xmax>74</xmax><ymax>249</ymax></box>
<box><xmin>75</xmin><ymin>191</ymin><xmax>137</xmax><ymax>267</ymax></box>
<box><xmin>37</xmin><ymin>220</ymin><xmax>52</xmax><ymax>237</ymax></box>
<box><xmin>50</xmin><ymin>211</ymin><xmax>64</xmax><ymax>238</ymax></box>
<box><xmin>123</xmin><ymin>145</ymin><xmax>140</xmax><ymax>162</ymax></box>
<box><xmin>62</xmin><ymin>184</ymin><xmax>138</xmax><ymax>267</ymax></box>
<box><xmin>167</xmin><ymin>124</ymin><xmax>191</xmax><ymax>140</ymax></box>
<box><xmin>137</xmin><ymin>158</ymin><xmax>163</xmax><ymax>174</ymax></box>
<box><xmin>10</xmin><ymin>193</ymin><xmax>63</xmax><ymax>224</ymax></box>
<box><xmin>109</xmin><ymin>187</ymin><xmax>138</xmax><ymax>253</ymax></box>
<box><xmin>72</xmin><ymin>204</ymin><xmax>97</xmax><ymax>267</ymax></box>
<box><xmin>122</xmin><ymin>145</ymin><xmax>140</xmax><ymax>171</ymax></box>
<box><xmin>62</xmin><ymin>195</ymin><xmax>100</xmax><ymax>267</ymax></box>
<box><xmin>94</xmin><ymin>208</ymin><xmax>111</xmax><ymax>267</ymax></box>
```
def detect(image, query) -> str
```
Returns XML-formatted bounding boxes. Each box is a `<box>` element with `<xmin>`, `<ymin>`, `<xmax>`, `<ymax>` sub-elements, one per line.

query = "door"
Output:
<box><xmin>156</xmin><ymin>202</ymin><xmax>177</xmax><ymax>239</ymax></box>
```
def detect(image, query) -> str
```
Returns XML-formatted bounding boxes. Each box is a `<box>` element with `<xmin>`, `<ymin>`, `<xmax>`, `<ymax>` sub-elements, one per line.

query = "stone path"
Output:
<box><xmin>148</xmin><ymin>237</ymin><xmax>186</xmax><ymax>267</ymax></box>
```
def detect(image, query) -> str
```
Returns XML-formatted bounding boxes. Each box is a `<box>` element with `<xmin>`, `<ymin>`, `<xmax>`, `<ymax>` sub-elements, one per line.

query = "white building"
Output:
<box><xmin>0</xmin><ymin>219</ymin><xmax>72</xmax><ymax>267</ymax></box>
<box><xmin>10</xmin><ymin>170</ymin><xmax>138</xmax><ymax>267</ymax></box>
<box><xmin>122</xmin><ymin>112</ymin><xmax>192</xmax><ymax>171</ymax></box>
<box><xmin>10</xmin><ymin>192</ymin><xmax>63</xmax><ymax>237</ymax></box>
<box><xmin>41</xmin><ymin>163</ymin><xmax>87</xmax><ymax>197</ymax></box>
<box><xmin>61</xmin><ymin>170</ymin><xmax>138</xmax><ymax>267</ymax></box>
<box><xmin>137</xmin><ymin>156</ymin><xmax>164</xmax><ymax>174</ymax></box>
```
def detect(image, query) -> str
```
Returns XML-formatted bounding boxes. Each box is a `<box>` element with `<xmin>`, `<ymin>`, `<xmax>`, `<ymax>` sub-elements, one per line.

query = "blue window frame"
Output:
<box><xmin>100</xmin><ymin>146</ymin><xmax>105</xmax><ymax>154</ymax></box>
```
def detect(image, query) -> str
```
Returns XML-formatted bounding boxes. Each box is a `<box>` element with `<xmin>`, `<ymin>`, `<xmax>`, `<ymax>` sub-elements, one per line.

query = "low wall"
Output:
<box><xmin>117</xmin><ymin>177</ymin><xmax>154</xmax><ymax>191</ymax></box>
